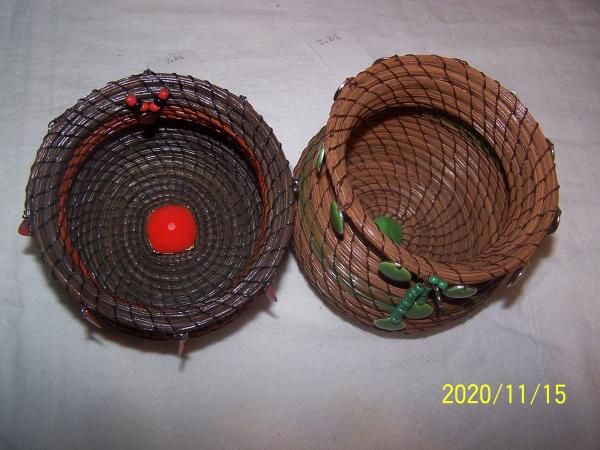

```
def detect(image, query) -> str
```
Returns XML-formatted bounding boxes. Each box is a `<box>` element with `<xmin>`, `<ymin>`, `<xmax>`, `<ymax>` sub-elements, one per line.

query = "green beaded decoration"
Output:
<box><xmin>373</xmin><ymin>273</ymin><xmax>478</xmax><ymax>330</ymax></box>
<box><xmin>429</xmin><ymin>275</ymin><xmax>476</xmax><ymax>299</ymax></box>
<box><xmin>378</xmin><ymin>261</ymin><xmax>411</xmax><ymax>282</ymax></box>
<box><xmin>415</xmin><ymin>287</ymin><xmax>431</xmax><ymax>306</ymax></box>
<box><xmin>428</xmin><ymin>275</ymin><xmax>440</xmax><ymax>286</ymax></box>
<box><xmin>373</xmin><ymin>317</ymin><xmax>406</xmax><ymax>331</ymax></box>
<box><xmin>405</xmin><ymin>286</ymin><xmax>433</xmax><ymax>319</ymax></box>
<box><xmin>405</xmin><ymin>303</ymin><xmax>433</xmax><ymax>319</ymax></box>
<box><xmin>330</xmin><ymin>200</ymin><xmax>344</xmax><ymax>236</ymax></box>
<box><xmin>427</xmin><ymin>275</ymin><xmax>444</xmax><ymax>310</ymax></box>
<box><xmin>315</xmin><ymin>142</ymin><xmax>325</xmax><ymax>172</ymax></box>
<box><xmin>444</xmin><ymin>285</ymin><xmax>478</xmax><ymax>298</ymax></box>
<box><xmin>374</xmin><ymin>283</ymin><xmax>428</xmax><ymax>330</ymax></box>
<box><xmin>374</xmin><ymin>216</ymin><xmax>403</xmax><ymax>245</ymax></box>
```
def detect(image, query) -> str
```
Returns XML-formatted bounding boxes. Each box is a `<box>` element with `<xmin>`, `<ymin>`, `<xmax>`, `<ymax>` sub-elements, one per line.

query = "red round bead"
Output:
<box><xmin>157</xmin><ymin>88</ymin><xmax>170</xmax><ymax>101</ymax></box>
<box><xmin>148</xmin><ymin>102</ymin><xmax>161</xmax><ymax>113</ymax></box>
<box><xmin>124</xmin><ymin>94</ymin><xmax>138</xmax><ymax>108</ymax></box>
<box><xmin>146</xmin><ymin>205</ymin><xmax>196</xmax><ymax>254</ymax></box>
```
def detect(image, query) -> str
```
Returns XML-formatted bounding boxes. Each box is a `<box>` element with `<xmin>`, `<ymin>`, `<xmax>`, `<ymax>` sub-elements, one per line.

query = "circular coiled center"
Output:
<box><xmin>67</xmin><ymin>121</ymin><xmax>262</xmax><ymax>308</ymax></box>
<box><xmin>347</xmin><ymin>109</ymin><xmax>508</xmax><ymax>263</ymax></box>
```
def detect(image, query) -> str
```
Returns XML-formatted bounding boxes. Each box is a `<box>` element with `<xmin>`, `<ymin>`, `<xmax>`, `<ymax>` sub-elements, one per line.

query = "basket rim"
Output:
<box><xmin>323</xmin><ymin>54</ymin><xmax>559</xmax><ymax>285</ymax></box>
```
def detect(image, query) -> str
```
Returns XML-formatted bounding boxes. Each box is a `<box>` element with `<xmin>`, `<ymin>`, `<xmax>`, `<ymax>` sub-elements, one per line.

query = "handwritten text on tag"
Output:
<box><xmin>308</xmin><ymin>31</ymin><xmax>373</xmax><ymax>80</ymax></box>
<box><xmin>145</xmin><ymin>50</ymin><xmax>212</xmax><ymax>79</ymax></box>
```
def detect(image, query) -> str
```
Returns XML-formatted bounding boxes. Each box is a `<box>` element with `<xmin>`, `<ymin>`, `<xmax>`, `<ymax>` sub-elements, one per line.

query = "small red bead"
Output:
<box><xmin>157</xmin><ymin>88</ymin><xmax>170</xmax><ymax>101</ymax></box>
<box><xmin>149</xmin><ymin>102</ymin><xmax>161</xmax><ymax>113</ymax></box>
<box><xmin>139</xmin><ymin>102</ymin><xmax>149</xmax><ymax>113</ymax></box>
<box><xmin>146</xmin><ymin>205</ymin><xmax>196</xmax><ymax>254</ymax></box>
<box><xmin>18</xmin><ymin>220</ymin><xmax>31</xmax><ymax>236</ymax></box>
<box><xmin>124</xmin><ymin>94</ymin><xmax>138</xmax><ymax>108</ymax></box>
<box><xmin>265</xmin><ymin>285</ymin><xmax>278</xmax><ymax>302</ymax></box>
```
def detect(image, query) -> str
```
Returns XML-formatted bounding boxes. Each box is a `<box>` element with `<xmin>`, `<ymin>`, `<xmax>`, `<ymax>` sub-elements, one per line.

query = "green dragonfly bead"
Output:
<box><xmin>406</xmin><ymin>286</ymin><xmax>433</xmax><ymax>319</ymax></box>
<box><xmin>391</xmin><ymin>284</ymin><xmax>424</xmax><ymax>318</ymax></box>
<box><xmin>375</xmin><ymin>283</ymin><xmax>432</xmax><ymax>330</ymax></box>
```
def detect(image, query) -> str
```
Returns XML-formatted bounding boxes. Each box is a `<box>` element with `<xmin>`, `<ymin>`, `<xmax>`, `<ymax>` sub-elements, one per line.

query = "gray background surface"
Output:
<box><xmin>1</xmin><ymin>1</ymin><xmax>599</xmax><ymax>449</ymax></box>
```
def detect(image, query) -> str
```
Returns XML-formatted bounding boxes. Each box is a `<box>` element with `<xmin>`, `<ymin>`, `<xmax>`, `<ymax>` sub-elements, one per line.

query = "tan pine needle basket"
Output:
<box><xmin>293</xmin><ymin>55</ymin><xmax>560</xmax><ymax>332</ymax></box>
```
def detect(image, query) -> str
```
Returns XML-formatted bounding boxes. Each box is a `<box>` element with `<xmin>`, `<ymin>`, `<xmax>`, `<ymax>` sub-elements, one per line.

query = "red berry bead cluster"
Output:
<box><xmin>124</xmin><ymin>87</ymin><xmax>170</xmax><ymax>113</ymax></box>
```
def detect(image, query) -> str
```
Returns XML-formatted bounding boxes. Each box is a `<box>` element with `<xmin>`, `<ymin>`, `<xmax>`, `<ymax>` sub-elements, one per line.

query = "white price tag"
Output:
<box><xmin>145</xmin><ymin>50</ymin><xmax>212</xmax><ymax>79</ymax></box>
<box><xmin>308</xmin><ymin>31</ymin><xmax>373</xmax><ymax>80</ymax></box>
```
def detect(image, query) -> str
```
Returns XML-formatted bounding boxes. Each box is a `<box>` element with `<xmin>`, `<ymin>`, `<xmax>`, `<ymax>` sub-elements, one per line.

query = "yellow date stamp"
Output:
<box><xmin>442</xmin><ymin>384</ymin><xmax>567</xmax><ymax>405</ymax></box>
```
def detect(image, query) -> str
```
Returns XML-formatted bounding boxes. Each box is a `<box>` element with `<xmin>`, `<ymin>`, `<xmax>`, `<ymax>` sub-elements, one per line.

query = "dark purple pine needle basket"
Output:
<box><xmin>21</xmin><ymin>71</ymin><xmax>295</xmax><ymax>347</ymax></box>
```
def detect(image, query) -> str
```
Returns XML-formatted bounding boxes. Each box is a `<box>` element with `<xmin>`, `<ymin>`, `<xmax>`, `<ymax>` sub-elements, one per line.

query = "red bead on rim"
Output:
<box><xmin>147</xmin><ymin>205</ymin><xmax>197</xmax><ymax>254</ymax></box>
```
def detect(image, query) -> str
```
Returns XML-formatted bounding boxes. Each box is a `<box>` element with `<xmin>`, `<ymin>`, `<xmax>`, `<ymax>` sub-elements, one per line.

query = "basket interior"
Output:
<box><xmin>347</xmin><ymin>108</ymin><xmax>509</xmax><ymax>263</ymax></box>
<box><xmin>66</xmin><ymin>119</ymin><xmax>262</xmax><ymax>308</ymax></box>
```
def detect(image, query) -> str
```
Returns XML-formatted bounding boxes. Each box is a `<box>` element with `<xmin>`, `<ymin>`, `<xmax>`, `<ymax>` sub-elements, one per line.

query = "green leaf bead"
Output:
<box><xmin>437</xmin><ymin>280</ymin><xmax>448</xmax><ymax>291</ymax></box>
<box><xmin>316</xmin><ymin>143</ymin><xmax>325</xmax><ymax>172</ymax></box>
<box><xmin>330</xmin><ymin>200</ymin><xmax>344</xmax><ymax>236</ymax></box>
<box><xmin>444</xmin><ymin>285</ymin><xmax>477</xmax><ymax>298</ymax></box>
<box><xmin>374</xmin><ymin>216</ymin><xmax>403</xmax><ymax>244</ymax></box>
<box><xmin>374</xmin><ymin>317</ymin><xmax>406</xmax><ymax>331</ymax></box>
<box><xmin>379</xmin><ymin>261</ymin><xmax>412</xmax><ymax>282</ymax></box>
<box><xmin>405</xmin><ymin>302</ymin><xmax>434</xmax><ymax>319</ymax></box>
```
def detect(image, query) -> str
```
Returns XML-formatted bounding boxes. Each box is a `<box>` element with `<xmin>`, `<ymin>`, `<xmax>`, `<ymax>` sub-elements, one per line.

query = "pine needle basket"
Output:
<box><xmin>22</xmin><ymin>71</ymin><xmax>294</xmax><ymax>340</ymax></box>
<box><xmin>293</xmin><ymin>55</ymin><xmax>560</xmax><ymax>332</ymax></box>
